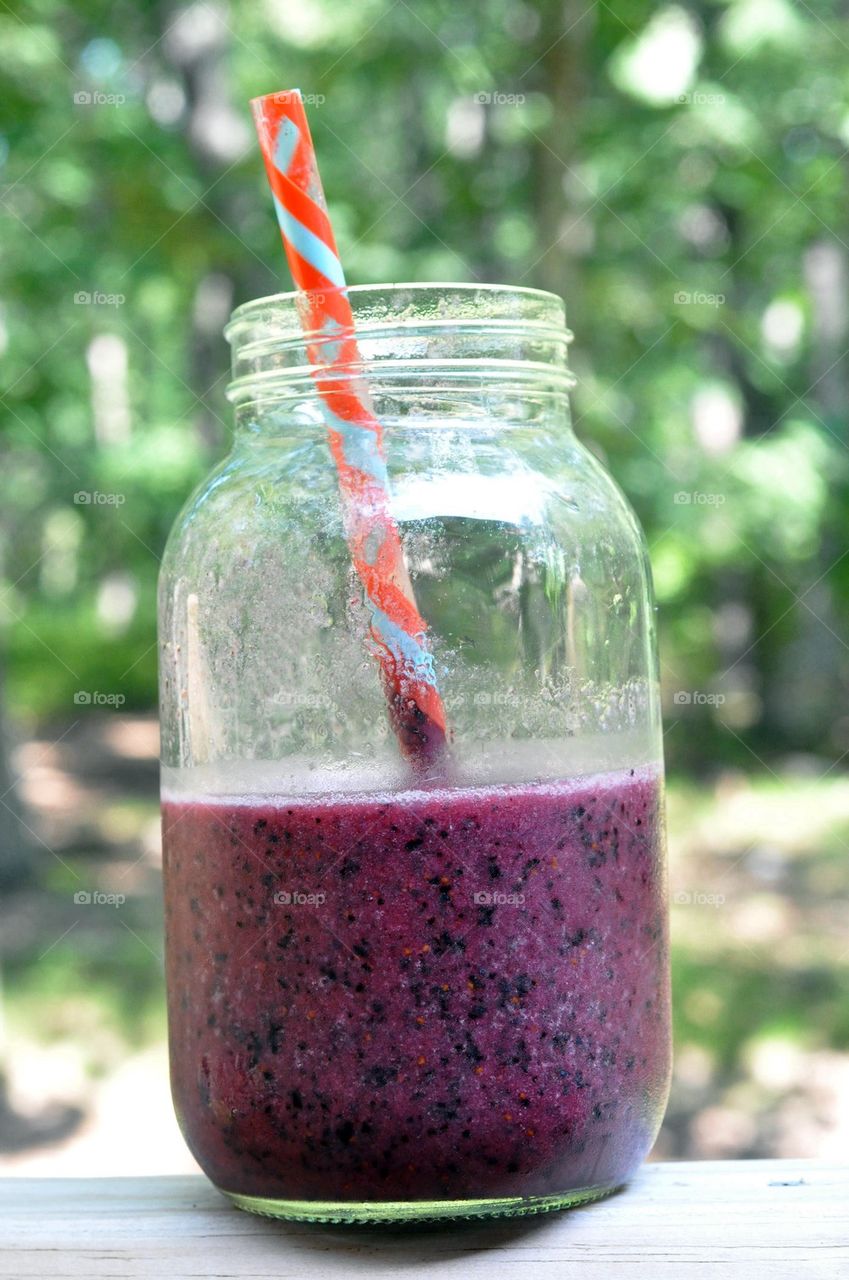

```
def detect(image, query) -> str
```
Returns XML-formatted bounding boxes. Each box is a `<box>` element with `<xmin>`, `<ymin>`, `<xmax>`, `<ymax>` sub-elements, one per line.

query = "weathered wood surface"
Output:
<box><xmin>2</xmin><ymin>1160</ymin><xmax>847</xmax><ymax>1279</ymax></box>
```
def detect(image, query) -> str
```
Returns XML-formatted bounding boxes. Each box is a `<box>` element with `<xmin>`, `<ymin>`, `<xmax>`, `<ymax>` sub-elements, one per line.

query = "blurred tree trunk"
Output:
<box><xmin>159</xmin><ymin>1</ymin><xmax>261</xmax><ymax>453</ymax></box>
<box><xmin>531</xmin><ymin>0</ymin><xmax>595</xmax><ymax>318</ymax></box>
<box><xmin>713</xmin><ymin>228</ymin><xmax>849</xmax><ymax>755</ymax></box>
<box><xmin>0</xmin><ymin>657</ymin><xmax>28</xmax><ymax>890</ymax></box>
<box><xmin>765</xmin><ymin>240</ymin><xmax>849</xmax><ymax>753</ymax></box>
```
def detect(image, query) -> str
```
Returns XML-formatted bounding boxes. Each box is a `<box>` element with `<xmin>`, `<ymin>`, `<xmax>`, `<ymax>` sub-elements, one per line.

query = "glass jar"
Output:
<box><xmin>159</xmin><ymin>284</ymin><xmax>670</xmax><ymax>1223</ymax></box>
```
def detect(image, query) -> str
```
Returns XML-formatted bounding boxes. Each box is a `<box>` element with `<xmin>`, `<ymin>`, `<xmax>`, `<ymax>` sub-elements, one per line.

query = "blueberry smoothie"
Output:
<box><xmin>162</xmin><ymin>762</ymin><xmax>670</xmax><ymax>1214</ymax></box>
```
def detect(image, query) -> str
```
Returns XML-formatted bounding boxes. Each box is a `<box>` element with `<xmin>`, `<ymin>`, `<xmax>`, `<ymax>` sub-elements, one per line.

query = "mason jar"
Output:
<box><xmin>159</xmin><ymin>283</ymin><xmax>671</xmax><ymax>1223</ymax></box>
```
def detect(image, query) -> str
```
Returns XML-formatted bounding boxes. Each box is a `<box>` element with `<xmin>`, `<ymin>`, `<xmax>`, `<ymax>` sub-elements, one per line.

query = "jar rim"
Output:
<box><xmin>226</xmin><ymin>281</ymin><xmax>567</xmax><ymax>339</ymax></box>
<box><xmin>225</xmin><ymin>282</ymin><xmax>573</xmax><ymax>408</ymax></box>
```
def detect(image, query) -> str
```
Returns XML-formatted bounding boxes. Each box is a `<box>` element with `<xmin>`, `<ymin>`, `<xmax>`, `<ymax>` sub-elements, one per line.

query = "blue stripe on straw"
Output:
<box><xmin>273</xmin><ymin>116</ymin><xmax>300</xmax><ymax>175</ymax></box>
<box><xmin>314</xmin><ymin>315</ymin><xmax>345</xmax><ymax>366</ymax></box>
<box><xmin>271</xmin><ymin>194</ymin><xmax>346</xmax><ymax>288</ymax></box>
<box><xmin>370</xmin><ymin>606</ymin><xmax>438</xmax><ymax>681</ymax></box>
<box><xmin>321</xmin><ymin>405</ymin><xmax>390</xmax><ymax>488</ymax></box>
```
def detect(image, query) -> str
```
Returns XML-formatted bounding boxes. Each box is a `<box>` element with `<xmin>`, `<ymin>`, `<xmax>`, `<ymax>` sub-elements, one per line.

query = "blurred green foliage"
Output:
<box><xmin>3</xmin><ymin>0</ymin><xmax>849</xmax><ymax>775</ymax></box>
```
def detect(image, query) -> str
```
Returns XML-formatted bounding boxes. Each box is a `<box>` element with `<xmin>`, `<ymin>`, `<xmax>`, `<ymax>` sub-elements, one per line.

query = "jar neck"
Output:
<box><xmin>225</xmin><ymin>283</ymin><xmax>575</xmax><ymax>435</ymax></box>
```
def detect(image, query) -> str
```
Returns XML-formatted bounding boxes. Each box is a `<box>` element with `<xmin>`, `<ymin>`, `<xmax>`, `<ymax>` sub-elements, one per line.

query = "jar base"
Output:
<box><xmin>222</xmin><ymin>1181</ymin><xmax>621</xmax><ymax>1224</ymax></box>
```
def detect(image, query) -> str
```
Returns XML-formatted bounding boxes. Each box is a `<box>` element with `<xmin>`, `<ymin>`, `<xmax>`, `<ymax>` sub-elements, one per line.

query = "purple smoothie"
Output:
<box><xmin>163</xmin><ymin>765</ymin><xmax>670</xmax><ymax>1207</ymax></box>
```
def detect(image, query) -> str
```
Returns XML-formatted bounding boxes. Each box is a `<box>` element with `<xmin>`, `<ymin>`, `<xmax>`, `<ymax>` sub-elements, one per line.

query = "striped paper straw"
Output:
<box><xmin>250</xmin><ymin>89</ymin><xmax>447</xmax><ymax>767</ymax></box>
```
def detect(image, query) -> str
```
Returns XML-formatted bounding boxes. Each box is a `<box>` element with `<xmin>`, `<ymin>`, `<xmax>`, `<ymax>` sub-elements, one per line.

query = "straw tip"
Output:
<box><xmin>250</xmin><ymin>88</ymin><xmax>303</xmax><ymax>112</ymax></box>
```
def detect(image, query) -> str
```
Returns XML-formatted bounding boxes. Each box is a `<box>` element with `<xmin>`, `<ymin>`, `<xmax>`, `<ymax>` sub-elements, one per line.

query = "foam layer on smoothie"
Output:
<box><xmin>161</xmin><ymin>729</ymin><xmax>660</xmax><ymax>804</ymax></box>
